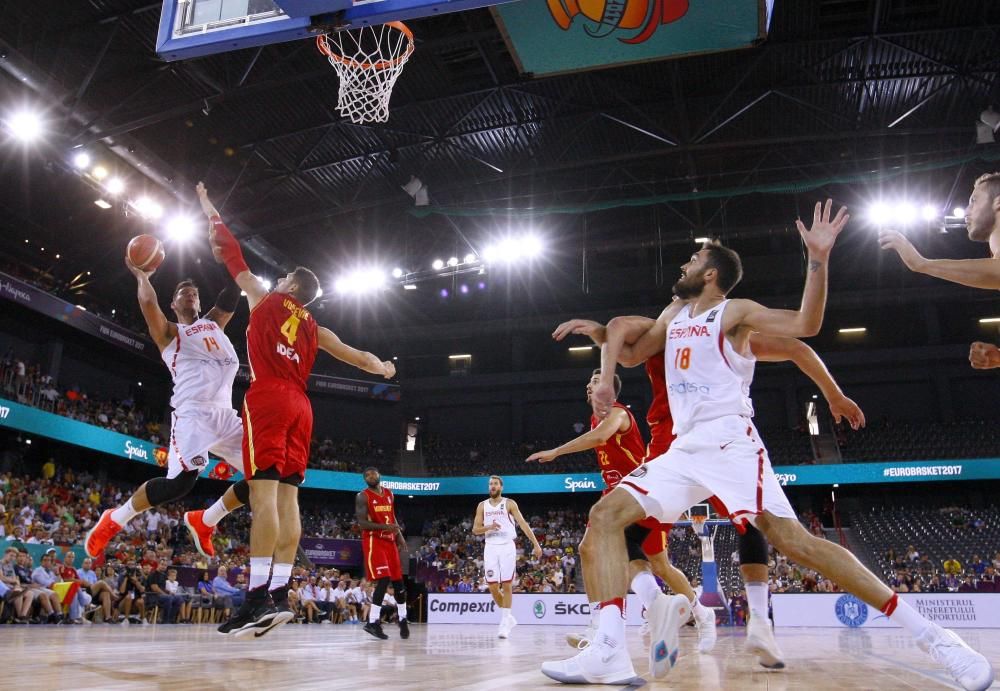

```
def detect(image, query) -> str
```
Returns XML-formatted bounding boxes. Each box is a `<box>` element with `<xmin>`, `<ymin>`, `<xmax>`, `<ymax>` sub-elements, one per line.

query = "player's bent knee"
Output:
<box><xmin>146</xmin><ymin>470</ymin><xmax>198</xmax><ymax>506</ymax></box>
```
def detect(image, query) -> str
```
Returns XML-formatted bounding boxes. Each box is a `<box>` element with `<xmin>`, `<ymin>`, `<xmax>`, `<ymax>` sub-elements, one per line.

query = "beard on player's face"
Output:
<box><xmin>967</xmin><ymin>198</ymin><xmax>997</xmax><ymax>242</ymax></box>
<box><xmin>365</xmin><ymin>473</ymin><xmax>379</xmax><ymax>487</ymax></box>
<box><xmin>489</xmin><ymin>487</ymin><xmax>501</xmax><ymax>498</ymax></box>
<box><xmin>672</xmin><ymin>270</ymin><xmax>706</xmax><ymax>299</ymax></box>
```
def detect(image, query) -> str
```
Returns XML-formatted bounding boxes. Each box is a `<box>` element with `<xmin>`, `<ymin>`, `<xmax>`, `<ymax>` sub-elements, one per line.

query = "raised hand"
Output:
<box><xmin>378</xmin><ymin>361</ymin><xmax>396</xmax><ymax>379</ymax></box>
<box><xmin>589</xmin><ymin>381</ymin><xmax>616</xmax><ymax>418</ymax></box>
<box><xmin>969</xmin><ymin>341</ymin><xmax>1000</xmax><ymax>370</ymax></box>
<box><xmin>829</xmin><ymin>394</ymin><xmax>865</xmax><ymax>430</ymax></box>
<box><xmin>125</xmin><ymin>255</ymin><xmax>154</xmax><ymax>279</ymax></box>
<box><xmin>552</xmin><ymin>319</ymin><xmax>604</xmax><ymax>342</ymax></box>
<box><xmin>795</xmin><ymin>199</ymin><xmax>850</xmax><ymax>259</ymax></box>
<box><xmin>878</xmin><ymin>229</ymin><xmax>927</xmax><ymax>273</ymax></box>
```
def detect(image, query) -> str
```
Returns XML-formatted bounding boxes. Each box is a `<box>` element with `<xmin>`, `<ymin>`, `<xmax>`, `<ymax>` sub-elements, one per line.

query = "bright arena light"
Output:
<box><xmin>105</xmin><ymin>178</ymin><xmax>125</xmax><ymax>195</ymax></box>
<box><xmin>464</xmin><ymin>253</ymin><xmax>477</xmax><ymax>264</ymax></box>
<box><xmin>7</xmin><ymin>110</ymin><xmax>43</xmax><ymax>142</ymax></box>
<box><xmin>867</xmin><ymin>203</ymin><xmax>891</xmax><ymax>226</ymax></box>
<box><xmin>897</xmin><ymin>202</ymin><xmax>917</xmax><ymax>226</ymax></box>
<box><xmin>953</xmin><ymin>207</ymin><xmax>966</xmax><ymax>217</ymax></box>
<box><xmin>392</xmin><ymin>267</ymin><xmax>404</xmax><ymax>278</ymax></box>
<box><xmin>431</xmin><ymin>259</ymin><xmax>445</xmax><ymax>271</ymax></box>
<box><xmin>92</xmin><ymin>165</ymin><xmax>109</xmax><ymax>180</ymax></box>
<box><xmin>165</xmin><ymin>216</ymin><xmax>197</xmax><ymax>242</ymax></box>
<box><xmin>447</xmin><ymin>257</ymin><xmax>459</xmax><ymax>267</ymax></box>
<box><xmin>131</xmin><ymin>196</ymin><xmax>164</xmax><ymax>219</ymax></box>
<box><xmin>920</xmin><ymin>204</ymin><xmax>938</xmax><ymax>221</ymax></box>
<box><xmin>482</xmin><ymin>233</ymin><xmax>545</xmax><ymax>265</ymax></box>
<box><xmin>262</xmin><ymin>280</ymin><xmax>273</xmax><ymax>291</ymax></box>
<box><xmin>72</xmin><ymin>152</ymin><xmax>91</xmax><ymax>169</ymax></box>
<box><xmin>334</xmin><ymin>268</ymin><xmax>387</xmax><ymax>296</ymax></box>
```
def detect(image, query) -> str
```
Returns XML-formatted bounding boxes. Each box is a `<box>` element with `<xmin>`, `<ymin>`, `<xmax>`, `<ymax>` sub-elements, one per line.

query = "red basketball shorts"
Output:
<box><xmin>364</xmin><ymin>536</ymin><xmax>402</xmax><ymax>581</ymax></box>
<box><xmin>241</xmin><ymin>381</ymin><xmax>313</xmax><ymax>481</ymax></box>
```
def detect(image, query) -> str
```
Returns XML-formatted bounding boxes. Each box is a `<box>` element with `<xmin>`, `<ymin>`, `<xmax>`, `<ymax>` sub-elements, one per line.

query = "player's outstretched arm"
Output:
<box><xmin>728</xmin><ymin>200</ymin><xmax>848</xmax><ymax>338</ymax></box>
<box><xmin>750</xmin><ymin>335</ymin><xmax>865</xmax><ymax>430</ymax></box>
<box><xmin>507</xmin><ymin>499</ymin><xmax>543</xmax><ymax>560</ymax></box>
<box><xmin>125</xmin><ymin>256</ymin><xmax>176</xmax><ymax>351</ymax></box>
<box><xmin>552</xmin><ymin>319</ymin><xmax>607</xmax><ymax>345</ymax></box>
<box><xmin>317</xmin><ymin>327</ymin><xmax>395</xmax><ymax>379</ymax></box>
<box><xmin>204</xmin><ymin>274</ymin><xmax>241</xmax><ymax>329</ymax></box>
<box><xmin>196</xmin><ymin>182</ymin><xmax>269</xmax><ymax>309</ymax></box>
<box><xmin>879</xmin><ymin>229</ymin><xmax>1000</xmax><ymax>289</ymax></box>
<box><xmin>526</xmin><ymin>407</ymin><xmax>628</xmax><ymax>462</ymax></box>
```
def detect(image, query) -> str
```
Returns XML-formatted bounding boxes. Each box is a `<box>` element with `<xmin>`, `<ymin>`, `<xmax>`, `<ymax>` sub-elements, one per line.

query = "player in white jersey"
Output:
<box><xmin>86</xmin><ymin>257</ymin><xmax>250</xmax><ymax>559</ymax></box>
<box><xmin>541</xmin><ymin>201</ymin><xmax>994</xmax><ymax>691</ymax></box>
<box><xmin>472</xmin><ymin>475</ymin><xmax>542</xmax><ymax>638</ymax></box>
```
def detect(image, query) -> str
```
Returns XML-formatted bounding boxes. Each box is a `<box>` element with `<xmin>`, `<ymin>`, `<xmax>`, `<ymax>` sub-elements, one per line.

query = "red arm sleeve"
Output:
<box><xmin>211</xmin><ymin>215</ymin><xmax>250</xmax><ymax>279</ymax></box>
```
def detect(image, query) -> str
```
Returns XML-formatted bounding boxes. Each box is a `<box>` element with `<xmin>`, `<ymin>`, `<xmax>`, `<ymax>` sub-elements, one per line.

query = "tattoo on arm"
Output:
<box><xmin>809</xmin><ymin>260</ymin><xmax>822</xmax><ymax>272</ymax></box>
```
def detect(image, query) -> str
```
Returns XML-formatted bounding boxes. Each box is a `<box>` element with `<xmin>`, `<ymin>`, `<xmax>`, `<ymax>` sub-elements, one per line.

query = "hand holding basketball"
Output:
<box><xmin>126</xmin><ymin>234</ymin><xmax>165</xmax><ymax>274</ymax></box>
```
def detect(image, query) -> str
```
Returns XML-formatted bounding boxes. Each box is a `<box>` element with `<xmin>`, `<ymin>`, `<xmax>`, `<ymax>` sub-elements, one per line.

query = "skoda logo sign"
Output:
<box><xmin>533</xmin><ymin>600</ymin><xmax>546</xmax><ymax>619</ymax></box>
<box><xmin>834</xmin><ymin>594</ymin><xmax>868</xmax><ymax>628</ymax></box>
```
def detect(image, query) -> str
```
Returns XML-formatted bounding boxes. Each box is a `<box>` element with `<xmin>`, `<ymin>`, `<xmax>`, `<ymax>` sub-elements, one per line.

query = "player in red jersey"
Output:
<box><xmin>355</xmin><ymin>467</ymin><xmax>410</xmax><ymax>640</ymax></box>
<box><xmin>553</xmin><ymin>313</ymin><xmax>865</xmax><ymax>668</ymax></box>
<box><xmin>527</xmin><ymin>369</ymin><xmax>717</xmax><ymax>652</ymax></box>
<box><xmin>197</xmin><ymin>183</ymin><xmax>396</xmax><ymax>639</ymax></box>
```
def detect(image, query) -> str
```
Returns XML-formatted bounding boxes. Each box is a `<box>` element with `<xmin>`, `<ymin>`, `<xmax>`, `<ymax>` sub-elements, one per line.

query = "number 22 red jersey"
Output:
<box><xmin>590</xmin><ymin>402</ymin><xmax>646</xmax><ymax>493</ymax></box>
<box><xmin>362</xmin><ymin>487</ymin><xmax>398</xmax><ymax>543</ymax></box>
<box><xmin>246</xmin><ymin>292</ymin><xmax>318</xmax><ymax>390</ymax></box>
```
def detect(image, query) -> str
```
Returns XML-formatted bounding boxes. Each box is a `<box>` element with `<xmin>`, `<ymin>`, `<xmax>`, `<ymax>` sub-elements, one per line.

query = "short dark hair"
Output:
<box><xmin>974</xmin><ymin>172</ymin><xmax>1000</xmax><ymax>205</ymax></box>
<box><xmin>591</xmin><ymin>369</ymin><xmax>622</xmax><ymax>398</ymax></box>
<box><xmin>290</xmin><ymin>267</ymin><xmax>321</xmax><ymax>305</ymax></box>
<box><xmin>173</xmin><ymin>279</ymin><xmax>198</xmax><ymax>300</ymax></box>
<box><xmin>701</xmin><ymin>241</ymin><xmax>743</xmax><ymax>294</ymax></box>
<box><xmin>363</xmin><ymin>466</ymin><xmax>379</xmax><ymax>475</ymax></box>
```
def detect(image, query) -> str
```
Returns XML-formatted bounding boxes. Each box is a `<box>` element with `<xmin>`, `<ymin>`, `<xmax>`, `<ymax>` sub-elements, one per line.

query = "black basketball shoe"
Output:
<box><xmin>399</xmin><ymin>619</ymin><xmax>410</xmax><ymax>639</ymax></box>
<box><xmin>364</xmin><ymin>621</ymin><xmax>389</xmax><ymax>640</ymax></box>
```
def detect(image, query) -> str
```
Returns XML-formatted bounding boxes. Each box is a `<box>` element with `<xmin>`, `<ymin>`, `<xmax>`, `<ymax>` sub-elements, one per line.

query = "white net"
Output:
<box><xmin>316</xmin><ymin>22</ymin><xmax>414</xmax><ymax>124</ymax></box>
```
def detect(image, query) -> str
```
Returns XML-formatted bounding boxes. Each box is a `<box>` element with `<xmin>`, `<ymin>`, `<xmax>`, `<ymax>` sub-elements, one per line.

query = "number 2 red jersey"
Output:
<box><xmin>246</xmin><ymin>292</ymin><xmax>318</xmax><ymax>390</ymax></box>
<box><xmin>644</xmin><ymin>352</ymin><xmax>676</xmax><ymax>460</ymax></box>
<box><xmin>590</xmin><ymin>402</ymin><xmax>646</xmax><ymax>493</ymax></box>
<box><xmin>362</xmin><ymin>487</ymin><xmax>398</xmax><ymax>543</ymax></box>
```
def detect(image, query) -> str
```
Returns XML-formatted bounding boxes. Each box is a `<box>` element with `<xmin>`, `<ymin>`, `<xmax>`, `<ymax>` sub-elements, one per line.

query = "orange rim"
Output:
<box><xmin>316</xmin><ymin>21</ymin><xmax>414</xmax><ymax>70</ymax></box>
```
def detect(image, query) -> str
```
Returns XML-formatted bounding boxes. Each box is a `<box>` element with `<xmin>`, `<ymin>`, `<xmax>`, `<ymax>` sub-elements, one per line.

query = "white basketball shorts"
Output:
<box><xmin>483</xmin><ymin>541</ymin><xmax>517</xmax><ymax>584</ymax></box>
<box><xmin>617</xmin><ymin>415</ymin><xmax>796</xmax><ymax>527</ymax></box>
<box><xmin>167</xmin><ymin>407</ymin><xmax>243</xmax><ymax>479</ymax></box>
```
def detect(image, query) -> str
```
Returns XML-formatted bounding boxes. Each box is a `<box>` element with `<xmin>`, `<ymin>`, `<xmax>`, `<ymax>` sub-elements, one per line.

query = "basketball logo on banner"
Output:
<box><xmin>835</xmin><ymin>594</ymin><xmax>869</xmax><ymax>628</ymax></box>
<box><xmin>545</xmin><ymin>0</ymin><xmax>690</xmax><ymax>44</ymax></box>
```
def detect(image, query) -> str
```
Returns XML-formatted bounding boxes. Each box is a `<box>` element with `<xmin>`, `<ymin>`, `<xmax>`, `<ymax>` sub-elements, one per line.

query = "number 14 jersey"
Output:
<box><xmin>246</xmin><ymin>292</ymin><xmax>318</xmax><ymax>390</ymax></box>
<box><xmin>161</xmin><ymin>318</ymin><xmax>240</xmax><ymax>411</ymax></box>
<box><xmin>665</xmin><ymin>299</ymin><xmax>756</xmax><ymax>437</ymax></box>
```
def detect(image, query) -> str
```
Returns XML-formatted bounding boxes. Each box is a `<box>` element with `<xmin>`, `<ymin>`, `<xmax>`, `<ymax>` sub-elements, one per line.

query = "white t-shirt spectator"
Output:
<box><xmin>165</xmin><ymin>577</ymin><xmax>180</xmax><ymax>595</ymax></box>
<box><xmin>299</xmin><ymin>585</ymin><xmax>316</xmax><ymax>602</ymax></box>
<box><xmin>146</xmin><ymin>512</ymin><xmax>163</xmax><ymax>533</ymax></box>
<box><xmin>552</xmin><ymin>570</ymin><xmax>564</xmax><ymax>587</ymax></box>
<box><xmin>331</xmin><ymin>586</ymin><xmax>348</xmax><ymax>605</ymax></box>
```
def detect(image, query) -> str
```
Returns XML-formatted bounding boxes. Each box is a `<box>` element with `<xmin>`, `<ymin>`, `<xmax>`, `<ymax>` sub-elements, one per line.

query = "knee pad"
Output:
<box><xmin>145</xmin><ymin>470</ymin><xmax>199</xmax><ymax>506</ymax></box>
<box><xmin>231</xmin><ymin>479</ymin><xmax>250</xmax><ymax>505</ymax></box>
<box><xmin>737</xmin><ymin>524</ymin><xmax>769</xmax><ymax>566</ymax></box>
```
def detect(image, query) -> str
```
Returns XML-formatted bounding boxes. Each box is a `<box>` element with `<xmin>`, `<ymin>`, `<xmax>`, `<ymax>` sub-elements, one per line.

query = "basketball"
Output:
<box><xmin>126</xmin><ymin>234</ymin><xmax>165</xmax><ymax>271</ymax></box>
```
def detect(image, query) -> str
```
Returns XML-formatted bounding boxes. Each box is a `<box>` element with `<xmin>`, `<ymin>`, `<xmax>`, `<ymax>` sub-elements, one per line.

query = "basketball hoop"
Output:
<box><xmin>316</xmin><ymin>22</ymin><xmax>415</xmax><ymax>124</ymax></box>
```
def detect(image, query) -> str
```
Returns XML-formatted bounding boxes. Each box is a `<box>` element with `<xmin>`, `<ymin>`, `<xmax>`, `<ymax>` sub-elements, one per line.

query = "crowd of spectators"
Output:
<box><xmin>415</xmin><ymin>508</ymin><xmax>582</xmax><ymax>593</ymax></box>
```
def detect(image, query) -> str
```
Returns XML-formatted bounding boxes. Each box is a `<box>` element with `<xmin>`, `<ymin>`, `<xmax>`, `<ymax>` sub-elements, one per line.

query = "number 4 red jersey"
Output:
<box><xmin>246</xmin><ymin>292</ymin><xmax>318</xmax><ymax>390</ymax></box>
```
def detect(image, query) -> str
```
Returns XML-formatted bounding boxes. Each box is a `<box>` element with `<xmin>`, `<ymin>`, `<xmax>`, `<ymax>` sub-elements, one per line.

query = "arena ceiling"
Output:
<box><xmin>0</xmin><ymin>0</ymin><xmax>999</xmax><ymax>331</ymax></box>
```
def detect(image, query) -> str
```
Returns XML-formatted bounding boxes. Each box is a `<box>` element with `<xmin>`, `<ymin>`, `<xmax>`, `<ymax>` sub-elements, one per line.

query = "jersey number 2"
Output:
<box><xmin>280</xmin><ymin>314</ymin><xmax>300</xmax><ymax>345</ymax></box>
<box><xmin>674</xmin><ymin>347</ymin><xmax>691</xmax><ymax>370</ymax></box>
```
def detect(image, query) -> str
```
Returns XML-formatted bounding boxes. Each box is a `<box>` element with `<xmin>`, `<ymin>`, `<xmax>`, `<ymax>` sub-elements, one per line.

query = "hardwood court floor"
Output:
<box><xmin>5</xmin><ymin>621</ymin><xmax>999</xmax><ymax>690</ymax></box>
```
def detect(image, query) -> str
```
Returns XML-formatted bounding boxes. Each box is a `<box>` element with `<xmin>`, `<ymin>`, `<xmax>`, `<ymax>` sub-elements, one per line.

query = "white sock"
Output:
<box><xmin>269</xmin><ymin>563</ymin><xmax>292</xmax><ymax>591</ymax></box>
<box><xmin>589</xmin><ymin>601</ymin><xmax>600</xmax><ymax>627</ymax></box>
<box><xmin>398</xmin><ymin>603</ymin><xmax>407</xmax><ymax>621</ymax></box>
<box><xmin>202</xmin><ymin>498</ymin><xmax>230</xmax><ymax>527</ymax></box>
<box><xmin>692</xmin><ymin>599</ymin><xmax>710</xmax><ymax>620</ymax></box>
<box><xmin>110</xmin><ymin>498</ymin><xmax>141</xmax><ymax>526</ymax></box>
<box><xmin>745</xmin><ymin>581</ymin><xmax>769</xmax><ymax>620</ymax></box>
<box><xmin>630</xmin><ymin>571</ymin><xmax>662</xmax><ymax>610</ymax></box>
<box><xmin>248</xmin><ymin>557</ymin><xmax>272</xmax><ymax>591</ymax></box>
<box><xmin>888</xmin><ymin>597</ymin><xmax>931</xmax><ymax>638</ymax></box>
<box><xmin>500</xmin><ymin>606</ymin><xmax>511</xmax><ymax>622</ymax></box>
<box><xmin>597</xmin><ymin>601</ymin><xmax>626</xmax><ymax>646</ymax></box>
<box><xmin>369</xmin><ymin>604</ymin><xmax>382</xmax><ymax>623</ymax></box>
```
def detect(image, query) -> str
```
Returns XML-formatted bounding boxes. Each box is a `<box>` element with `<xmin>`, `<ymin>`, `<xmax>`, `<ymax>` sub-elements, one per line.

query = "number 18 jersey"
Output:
<box><xmin>246</xmin><ymin>292</ymin><xmax>318</xmax><ymax>390</ymax></box>
<box><xmin>665</xmin><ymin>299</ymin><xmax>755</xmax><ymax>437</ymax></box>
